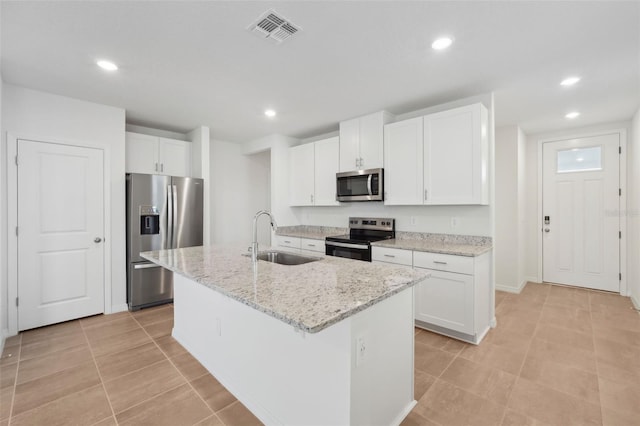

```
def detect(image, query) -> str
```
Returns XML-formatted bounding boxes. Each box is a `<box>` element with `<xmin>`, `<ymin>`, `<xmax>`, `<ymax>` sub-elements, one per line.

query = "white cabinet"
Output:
<box><xmin>413</xmin><ymin>251</ymin><xmax>491</xmax><ymax>343</ymax></box>
<box><xmin>371</xmin><ymin>246</ymin><xmax>413</xmax><ymax>266</ymax></box>
<box><xmin>275</xmin><ymin>235</ymin><xmax>301</xmax><ymax>252</ymax></box>
<box><xmin>289</xmin><ymin>137</ymin><xmax>340</xmax><ymax>206</ymax></box>
<box><xmin>339</xmin><ymin>111</ymin><xmax>394</xmax><ymax>171</ymax></box>
<box><xmin>424</xmin><ymin>103</ymin><xmax>488</xmax><ymax>205</ymax></box>
<box><xmin>276</xmin><ymin>236</ymin><xmax>324</xmax><ymax>255</ymax></box>
<box><xmin>300</xmin><ymin>238</ymin><xmax>324</xmax><ymax>255</ymax></box>
<box><xmin>313</xmin><ymin>137</ymin><xmax>340</xmax><ymax>206</ymax></box>
<box><xmin>125</xmin><ymin>132</ymin><xmax>192</xmax><ymax>177</ymax></box>
<box><xmin>383</xmin><ymin>117</ymin><xmax>424</xmax><ymax>205</ymax></box>
<box><xmin>383</xmin><ymin>103</ymin><xmax>488</xmax><ymax>206</ymax></box>
<box><xmin>289</xmin><ymin>143</ymin><xmax>315</xmax><ymax>206</ymax></box>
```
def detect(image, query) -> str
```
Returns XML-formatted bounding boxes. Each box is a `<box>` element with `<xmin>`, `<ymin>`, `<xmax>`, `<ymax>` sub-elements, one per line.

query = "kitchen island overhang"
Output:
<box><xmin>142</xmin><ymin>245</ymin><xmax>428</xmax><ymax>425</ymax></box>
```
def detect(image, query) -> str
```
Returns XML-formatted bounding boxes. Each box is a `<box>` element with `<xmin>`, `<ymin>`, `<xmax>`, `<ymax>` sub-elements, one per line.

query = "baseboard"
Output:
<box><xmin>391</xmin><ymin>400</ymin><xmax>417</xmax><ymax>426</ymax></box>
<box><xmin>525</xmin><ymin>276</ymin><xmax>540</xmax><ymax>284</ymax></box>
<box><xmin>631</xmin><ymin>294</ymin><xmax>640</xmax><ymax>311</ymax></box>
<box><xmin>110</xmin><ymin>303</ymin><xmax>129</xmax><ymax>313</ymax></box>
<box><xmin>495</xmin><ymin>284</ymin><xmax>521</xmax><ymax>294</ymax></box>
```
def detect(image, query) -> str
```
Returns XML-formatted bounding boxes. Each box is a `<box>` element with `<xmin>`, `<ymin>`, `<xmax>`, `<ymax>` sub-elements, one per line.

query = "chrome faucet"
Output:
<box><xmin>251</xmin><ymin>210</ymin><xmax>277</xmax><ymax>262</ymax></box>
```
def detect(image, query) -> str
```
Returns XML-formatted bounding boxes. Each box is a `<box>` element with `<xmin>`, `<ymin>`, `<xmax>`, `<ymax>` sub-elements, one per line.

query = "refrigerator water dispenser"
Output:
<box><xmin>139</xmin><ymin>205</ymin><xmax>160</xmax><ymax>235</ymax></box>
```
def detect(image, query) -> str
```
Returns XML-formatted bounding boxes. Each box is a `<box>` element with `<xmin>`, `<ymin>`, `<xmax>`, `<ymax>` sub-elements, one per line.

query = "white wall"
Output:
<box><xmin>628</xmin><ymin>108</ymin><xmax>640</xmax><ymax>308</ymax></box>
<box><xmin>1</xmin><ymin>84</ymin><xmax>127</xmax><ymax>335</ymax></box>
<box><xmin>524</xmin><ymin>121</ymin><xmax>632</xmax><ymax>287</ymax></box>
<box><xmin>495</xmin><ymin>126</ymin><xmax>526</xmax><ymax>292</ymax></box>
<box><xmin>0</xmin><ymin>76</ymin><xmax>5</xmax><ymax>346</ymax></box>
<box><xmin>211</xmin><ymin>139</ymin><xmax>270</xmax><ymax>246</ymax></box>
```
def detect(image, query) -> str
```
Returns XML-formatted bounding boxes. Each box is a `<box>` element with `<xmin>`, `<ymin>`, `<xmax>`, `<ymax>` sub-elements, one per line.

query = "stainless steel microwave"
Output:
<box><xmin>336</xmin><ymin>168</ymin><xmax>384</xmax><ymax>202</ymax></box>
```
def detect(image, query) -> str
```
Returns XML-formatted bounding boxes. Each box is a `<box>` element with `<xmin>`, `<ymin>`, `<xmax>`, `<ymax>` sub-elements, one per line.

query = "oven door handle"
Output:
<box><xmin>367</xmin><ymin>174</ymin><xmax>373</xmax><ymax>196</ymax></box>
<box><xmin>326</xmin><ymin>241</ymin><xmax>369</xmax><ymax>250</ymax></box>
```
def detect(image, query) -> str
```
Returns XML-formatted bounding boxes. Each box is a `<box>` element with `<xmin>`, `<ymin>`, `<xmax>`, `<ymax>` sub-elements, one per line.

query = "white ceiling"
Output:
<box><xmin>1</xmin><ymin>1</ymin><xmax>638</xmax><ymax>142</ymax></box>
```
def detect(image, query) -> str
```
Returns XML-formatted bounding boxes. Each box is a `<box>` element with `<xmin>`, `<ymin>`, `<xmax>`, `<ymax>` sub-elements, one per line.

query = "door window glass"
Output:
<box><xmin>557</xmin><ymin>146</ymin><xmax>602</xmax><ymax>173</ymax></box>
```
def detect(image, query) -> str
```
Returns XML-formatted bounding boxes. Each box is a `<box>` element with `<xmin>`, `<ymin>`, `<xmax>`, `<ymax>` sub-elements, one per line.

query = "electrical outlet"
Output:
<box><xmin>451</xmin><ymin>217</ymin><xmax>459</xmax><ymax>228</ymax></box>
<box><xmin>356</xmin><ymin>336</ymin><xmax>366</xmax><ymax>366</ymax></box>
<box><xmin>410</xmin><ymin>216</ymin><xmax>416</xmax><ymax>226</ymax></box>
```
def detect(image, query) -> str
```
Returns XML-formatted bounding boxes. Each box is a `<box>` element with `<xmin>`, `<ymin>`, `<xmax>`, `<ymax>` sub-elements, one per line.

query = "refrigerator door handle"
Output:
<box><xmin>172</xmin><ymin>184</ymin><xmax>178</xmax><ymax>248</ymax></box>
<box><xmin>167</xmin><ymin>184</ymin><xmax>173</xmax><ymax>249</ymax></box>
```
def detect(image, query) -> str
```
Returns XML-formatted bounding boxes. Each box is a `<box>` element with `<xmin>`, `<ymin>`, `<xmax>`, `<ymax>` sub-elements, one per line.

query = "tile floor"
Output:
<box><xmin>0</xmin><ymin>304</ymin><xmax>260</xmax><ymax>426</ymax></box>
<box><xmin>405</xmin><ymin>283</ymin><xmax>640</xmax><ymax>426</ymax></box>
<box><xmin>1</xmin><ymin>283</ymin><xmax>639</xmax><ymax>426</ymax></box>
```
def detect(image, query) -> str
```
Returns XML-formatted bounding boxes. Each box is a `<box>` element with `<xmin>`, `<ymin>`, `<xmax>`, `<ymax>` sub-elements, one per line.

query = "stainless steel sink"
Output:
<box><xmin>255</xmin><ymin>250</ymin><xmax>320</xmax><ymax>265</ymax></box>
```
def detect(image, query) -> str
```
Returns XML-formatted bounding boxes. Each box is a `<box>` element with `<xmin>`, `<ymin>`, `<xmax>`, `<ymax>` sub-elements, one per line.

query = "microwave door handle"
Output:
<box><xmin>367</xmin><ymin>174</ymin><xmax>373</xmax><ymax>196</ymax></box>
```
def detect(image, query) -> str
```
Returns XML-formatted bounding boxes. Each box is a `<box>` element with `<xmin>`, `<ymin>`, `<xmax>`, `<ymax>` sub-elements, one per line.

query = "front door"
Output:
<box><xmin>542</xmin><ymin>133</ymin><xmax>620</xmax><ymax>292</ymax></box>
<box><xmin>17</xmin><ymin>139</ymin><xmax>105</xmax><ymax>330</ymax></box>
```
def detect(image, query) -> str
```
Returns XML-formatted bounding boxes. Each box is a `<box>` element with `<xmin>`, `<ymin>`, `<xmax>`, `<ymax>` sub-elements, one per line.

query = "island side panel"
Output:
<box><xmin>171</xmin><ymin>273</ymin><xmax>352</xmax><ymax>425</ymax></box>
<box><xmin>349</xmin><ymin>287</ymin><xmax>416</xmax><ymax>426</ymax></box>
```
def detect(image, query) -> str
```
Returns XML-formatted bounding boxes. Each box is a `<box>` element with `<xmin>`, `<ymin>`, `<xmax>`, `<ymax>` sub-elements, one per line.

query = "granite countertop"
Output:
<box><xmin>141</xmin><ymin>245</ymin><xmax>427</xmax><ymax>334</ymax></box>
<box><xmin>372</xmin><ymin>231</ymin><xmax>492</xmax><ymax>257</ymax></box>
<box><xmin>275</xmin><ymin>225</ymin><xmax>347</xmax><ymax>240</ymax></box>
<box><xmin>277</xmin><ymin>226</ymin><xmax>493</xmax><ymax>257</ymax></box>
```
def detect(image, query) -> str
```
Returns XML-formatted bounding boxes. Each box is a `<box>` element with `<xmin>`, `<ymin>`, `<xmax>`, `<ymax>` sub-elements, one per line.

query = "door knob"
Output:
<box><xmin>544</xmin><ymin>228</ymin><xmax>550</xmax><ymax>233</ymax></box>
<box><xmin>94</xmin><ymin>237</ymin><xmax>103</xmax><ymax>243</ymax></box>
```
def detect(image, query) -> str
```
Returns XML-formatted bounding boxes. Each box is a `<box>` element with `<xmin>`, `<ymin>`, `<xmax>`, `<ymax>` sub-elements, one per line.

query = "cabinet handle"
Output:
<box><xmin>161</xmin><ymin>163</ymin><xmax>164</xmax><ymax>172</ymax></box>
<box><xmin>384</xmin><ymin>254</ymin><xmax>396</xmax><ymax>258</ymax></box>
<box><xmin>424</xmin><ymin>190</ymin><xmax>428</xmax><ymax>201</ymax></box>
<box><xmin>284</xmin><ymin>240</ymin><xmax>291</xmax><ymax>243</ymax></box>
<box><xmin>307</xmin><ymin>244</ymin><xmax>316</xmax><ymax>247</ymax></box>
<box><xmin>355</xmin><ymin>158</ymin><xmax>359</xmax><ymax>168</ymax></box>
<box><xmin>433</xmin><ymin>261</ymin><xmax>447</xmax><ymax>265</ymax></box>
<box><xmin>155</xmin><ymin>163</ymin><xmax>158</xmax><ymax>172</ymax></box>
<box><xmin>310</xmin><ymin>194</ymin><xmax>314</xmax><ymax>204</ymax></box>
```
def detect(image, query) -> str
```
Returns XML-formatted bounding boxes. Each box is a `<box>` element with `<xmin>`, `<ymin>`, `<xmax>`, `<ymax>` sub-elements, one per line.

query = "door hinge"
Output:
<box><xmin>619</xmin><ymin>188</ymin><xmax>622</xmax><ymax>196</ymax></box>
<box><xmin>619</xmin><ymin>231</ymin><xmax>622</xmax><ymax>239</ymax></box>
<box><xmin>15</xmin><ymin>226</ymin><xmax>18</xmax><ymax>237</ymax></box>
<box><xmin>619</xmin><ymin>273</ymin><xmax>622</xmax><ymax>281</ymax></box>
<box><xmin>619</xmin><ymin>146</ymin><xmax>622</xmax><ymax>154</ymax></box>
<box><xmin>16</xmin><ymin>297</ymin><xmax>19</xmax><ymax>307</ymax></box>
<box><xmin>15</xmin><ymin>155</ymin><xmax>18</xmax><ymax>166</ymax></box>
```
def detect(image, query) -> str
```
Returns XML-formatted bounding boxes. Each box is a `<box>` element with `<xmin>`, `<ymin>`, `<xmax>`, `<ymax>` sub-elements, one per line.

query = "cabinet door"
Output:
<box><xmin>125</xmin><ymin>132</ymin><xmax>159</xmax><ymax>174</ymax></box>
<box><xmin>424</xmin><ymin>104</ymin><xmax>488</xmax><ymax>205</ymax></box>
<box><xmin>289</xmin><ymin>143</ymin><xmax>315</xmax><ymax>206</ymax></box>
<box><xmin>384</xmin><ymin>117</ymin><xmax>424</xmax><ymax>205</ymax></box>
<box><xmin>339</xmin><ymin>118</ymin><xmax>360</xmax><ymax>171</ymax></box>
<box><xmin>415</xmin><ymin>268</ymin><xmax>474</xmax><ymax>335</ymax></box>
<box><xmin>275</xmin><ymin>235</ymin><xmax>301</xmax><ymax>252</ymax></box>
<box><xmin>159</xmin><ymin>137</ymin><xmax>192</xmax><ymax>177</ymax></box>
<box><xmin>359</xmin><ymin>112</ymin><xmax>385</xmax><ymax>170</ymax></box>
<box><xmin>313</xmin><ymin>137</ymin><xmax>340</xmax><ymax>206</ymax></box>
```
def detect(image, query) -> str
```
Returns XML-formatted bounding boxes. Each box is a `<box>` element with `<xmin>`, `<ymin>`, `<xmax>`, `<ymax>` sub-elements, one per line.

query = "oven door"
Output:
<box><xmin>325</xmin><ymin>241</ymin><xmax>372</xmax><ymax>262</ymax></box>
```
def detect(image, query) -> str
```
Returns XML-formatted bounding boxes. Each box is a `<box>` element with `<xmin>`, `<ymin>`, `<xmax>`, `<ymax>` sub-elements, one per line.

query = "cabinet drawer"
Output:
<box><xmin>300</xmin><ymin>238</ymin><xmax>324</xmax><ymax>253</ymax></box>
<box><xmin>413</xmin><ymin>251</ymin><xmax>473</xmax><ymax>275</ymax></box>
<box><xmin>275</xmin><ymin>236</ymin><xmax>301</xmax><ymax>250</ymax></box>
<box><xmin>371</xmin><ymin>246</ymin><xmax>413</xmax><ymax>266</ymax></box>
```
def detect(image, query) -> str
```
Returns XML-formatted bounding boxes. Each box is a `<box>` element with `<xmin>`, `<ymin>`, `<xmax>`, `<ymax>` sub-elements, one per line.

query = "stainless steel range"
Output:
<box><xmin>325</xmin><ymin>217</ymin><xmax>395</xmax><ymax>262</ymax></box>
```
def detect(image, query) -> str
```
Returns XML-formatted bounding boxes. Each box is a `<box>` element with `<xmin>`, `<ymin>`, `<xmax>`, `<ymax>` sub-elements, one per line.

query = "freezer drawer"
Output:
<box><xmin>128</xmin><ymin>262</ymin><xmax>173</xmax><ymax>310</ymax></box>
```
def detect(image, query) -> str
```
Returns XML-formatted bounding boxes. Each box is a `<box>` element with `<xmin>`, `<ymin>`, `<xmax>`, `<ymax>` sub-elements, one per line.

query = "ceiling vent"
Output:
<box><xmin>248</xmin><ymin>9</ymin><xmax>300</xmax><ymax>44</ymax></box>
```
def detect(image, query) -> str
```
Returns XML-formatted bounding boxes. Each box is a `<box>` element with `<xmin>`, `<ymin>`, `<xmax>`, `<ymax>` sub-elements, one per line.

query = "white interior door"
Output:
<box><xmin>542</xmin><ymin>133</ymin><xmax>620</xmax><ymax>292</ymax></box>
<box><xmin>17</xmin><ymin>139</ymin><xmax>105</xmax><ymax>330</ymax></box>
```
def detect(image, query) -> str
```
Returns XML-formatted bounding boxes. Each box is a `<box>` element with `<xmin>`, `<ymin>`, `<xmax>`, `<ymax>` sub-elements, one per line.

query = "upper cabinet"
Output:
<box><xmin>424</xmin><ymin>104</ymin><xmax>488</xmax><ymax>205</ymax></box>
<box><xmin>339</xmin><ymin>111</ymin><xmax>394</xmax><ymax>172</ymax></box>
<box><xmin>289</xmin><ymin>136</ymin><xmax>340</xmax><ymax>206</ymax></box>
<box><xmin>384</xmin><ymin>103</ymin><xmax>488</xmax><ymax>206</ymax></box>
<box><xmin>125</xmin><ymin>132</ymin><xmax>192</xmax><ymax>177</ymax></box>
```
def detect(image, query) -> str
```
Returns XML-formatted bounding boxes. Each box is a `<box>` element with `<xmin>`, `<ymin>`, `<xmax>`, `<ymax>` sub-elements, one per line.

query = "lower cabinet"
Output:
<box><xmin>275</xmin><ymin>236</ymin><xmax>325</xmax><ymax>255</ymax></box>
<box><xmin>414</xmin><ymin>269</ymin><xmax>474</xmax><ymax>335</ymax></box>
<box><xmin>372</xmin><ymin>246</ymin><xmax>492</xmax><ymax>344</ymax></box>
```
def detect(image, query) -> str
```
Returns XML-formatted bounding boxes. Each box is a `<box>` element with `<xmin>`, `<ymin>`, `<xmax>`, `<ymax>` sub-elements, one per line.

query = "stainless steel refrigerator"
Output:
<box><xmin>126</xmin><ymin>173</ymin><xmax>203</xmax><ymax>310</ymax></box>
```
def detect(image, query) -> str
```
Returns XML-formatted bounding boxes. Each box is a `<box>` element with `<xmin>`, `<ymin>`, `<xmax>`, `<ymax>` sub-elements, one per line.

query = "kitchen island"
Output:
<box><xmin>142</xmin><ymin>245</ymin><xmax>427</xmax><ymax>426</ymax></box>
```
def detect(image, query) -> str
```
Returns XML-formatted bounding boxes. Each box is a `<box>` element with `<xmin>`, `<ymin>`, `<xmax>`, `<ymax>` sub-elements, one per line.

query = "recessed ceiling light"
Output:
<box><xmin>431</xmin><ymin>37</ymin><xmax>453</xmax><ymax>50</ymax></box>
<box><xmin>561</xmin><ymin>76</ymin><xmax>581</xmax><ymax>86</ymax></box>
<box><xmin>566</xmin><ymin>111</ymin><xmax>580</xmax><ymax>119</ymax></box>
<box><xmin>97</xmin><ymin>60</ymin><xmax>118</xmax><ymax>71</ymax></box>
<box><xmin>264</xmin><ymin>109</ymin><xmax>276</xmax><ymax>118</ymax></box>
